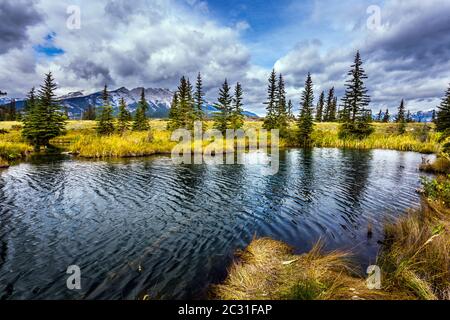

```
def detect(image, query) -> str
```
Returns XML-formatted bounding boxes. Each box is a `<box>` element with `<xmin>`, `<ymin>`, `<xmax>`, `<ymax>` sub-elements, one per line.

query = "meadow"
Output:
<box><xmin>0</xmin><ymin>120</ymin><xmax>441</xmax><ymax>165</ymax></box>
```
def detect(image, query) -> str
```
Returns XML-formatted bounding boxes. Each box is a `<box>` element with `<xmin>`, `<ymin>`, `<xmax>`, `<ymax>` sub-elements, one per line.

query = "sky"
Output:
<box><xmin>0</xmin><ymin>0</ymin><xmax>449</xmax><ymax>115</ymax></box>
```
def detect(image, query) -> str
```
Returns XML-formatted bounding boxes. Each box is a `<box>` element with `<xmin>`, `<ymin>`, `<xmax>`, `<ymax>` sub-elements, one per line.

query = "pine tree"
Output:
<box><xmin>263</xmin><ymin>69</ymin><xmax>278</xmax><ymax>130</ymax></box>
<box><xmin>167</xmin><ymin>91</ymin><xmax>180</xmax><ymax>130</ymax></box>
<box><xmin>5</xmin><ymin>99</ymin><xmax>17</xmax><ymax>121</ymax></box>
<box><xmin>406</xmin><ymin>110</ymin><xmax>413</xmax><ymax>123</ymax></box>
<box><xmin>22</xmin><ymin>72</ymin><xmax>66</xmax><ymax>149</ymax></box>
<box><xmin>194</xmin><ymin>72</ymin><xmax>205</xmax><ymax>123</ymax></box>
<box><xmin>397</xmin><ymin>99</ymin><xmax>406</xmax><ymax>134</ymax></box>
<box><xmin>339</xmin><ymin>51</ymin><xmax>373</xmax><ymax>139</ymax></box>
<box><xmin>342</xmin><ymin>51</ymin><xmax>370</xmax><ymax>122</ymax></box>
<box><xmin>297</xmin><ymin>73</ymin><xmax>315</xmax><ymax>146</ymax></box>
<box><xmin>132</xmin><ymin>88</ymin><xmax>150</xmax><ymax>131</ymax></box>
<box><xmin>82</xmin><ymin>105</ymin><xmax>96</xmax><ymax>120</ymax></box>
<box><xmin>117</xmin><ymin>98</ymin><xmax>131</xmax><ymax>133</ymax></box>
<box><xmin>276</xmin><ymin>74</ymin><xmax>288</xmax><ymax>131</ymax></box>
<box><xmin>96</xmin><ymin>85</ymin><xmax>115</xmax><ymax>135</ymax></box>
<box><xmin>175</xmin><ymin>76</ymin><xmax>195</xmax><ymax>129</ymax></box>
<box><xmin>377</xmin><ymin>109</ymin><xmax>383</xmax><ymax>122</ymax></box>
<box><xmin>24</xmin><ymin>87</ymin><xmax>36</xmax><ymax>113</ymax></box>
<box><xmin>323</xmin><ymin>87</ymin><xmax>335</xmax><ymax>122</ymax></box>
<box><xmin>287</xmin><ymin>100</ymin><xmax>295</xmax><ymax>121</ymax></box>
<box><xmin>431</xmin><ymin>110</ymin><xmax>436</xmax><ymax>124</ymax></box>
<box><xmin>315</xmin><ymin>91</ymin><xmax>325</xmax><ymax>122</ymax></box>
<box><xmin>214</xmin><ymin>79</ymin><xmax>232</xmax><ymax>134</ymax></box>
<box><xmin>383</xmin><ymin>109</ymin><xmax>390</xmax><ymax>123</ymax></box>
<box><xmin>230</xmin><ymin>82</ymin><xmax>244</xmax><ymax>130</ymax></box>
<box><xmin>436</xmin><ymin>84</ymin><xmax>450</xmax><ymax>132</ymax></box>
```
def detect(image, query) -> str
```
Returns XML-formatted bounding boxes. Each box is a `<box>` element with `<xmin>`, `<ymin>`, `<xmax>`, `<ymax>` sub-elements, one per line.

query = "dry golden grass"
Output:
<box><xmin>420</xmin><ymin>157</ymin><xmax>450</xmax><ymax>174</ymax></box>
<box><xmin>211</xmin><ymin>238</ymin><xmax>404</xmax><ymax>300</ymax></box>
<box><xmin>378</xmin><ymin>201</ymin><xmax>450</xmax><ymax>300</ymax></box>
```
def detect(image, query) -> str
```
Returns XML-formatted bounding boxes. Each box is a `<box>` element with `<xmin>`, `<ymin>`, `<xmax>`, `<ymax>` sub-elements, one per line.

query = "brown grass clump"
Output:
<box><xmin>378</xmin><ymin>202</ymin><xmax>450</xmax><ymax>300</ymax></box>
<box><xmin>211</xmin><ymin>238</ymin><xmax>400</xmax><ymax>300</ymax></box>
<box><xmin>420</xmin><ymin>157</ymin><xmax>450</xmax><ymax>174</ymax></box>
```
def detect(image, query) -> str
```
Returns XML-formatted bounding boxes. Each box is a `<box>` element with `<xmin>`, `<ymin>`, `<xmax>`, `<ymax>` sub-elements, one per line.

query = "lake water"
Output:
<box><xmin>0</xmin><ymin>149</ymin><xmax>434</xmax><ymax>299</ymax></box>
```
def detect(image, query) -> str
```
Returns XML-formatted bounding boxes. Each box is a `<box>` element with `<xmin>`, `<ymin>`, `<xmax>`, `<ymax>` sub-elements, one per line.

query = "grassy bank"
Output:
<box><xmin>0</xmin><ymin>126</ymin><xmax>33</xmax><ymax>167</ymax></box>
<box><xmin>0</xmin><ymin>120</ymin><xmax>441</xmax><ymax>161</ymax></box>
<box><xmin>310</xmin><ymin>123</ymin><xmax>439</xmax><ymax>154</ymax></box>
<box><xmin>63</xmin><ymin>121</ymin><xmax>441</xmax><ymax>157</ymax></box>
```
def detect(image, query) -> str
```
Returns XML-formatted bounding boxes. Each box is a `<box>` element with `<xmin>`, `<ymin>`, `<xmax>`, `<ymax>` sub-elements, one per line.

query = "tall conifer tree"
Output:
<box><xmin>339</xmin><ymin>51</ymin><xmax>373</xmax><ymax>138</ymax></box>
<box><xmin>263</xmin><ymin>69</ymin><xmax>278</xmax><ymax>130</ymax></box>
<box><xmin>132</xmin><ymin>88</ymin><xmax>150</xmax><ymax>131</ymax></box>
<box><xmin>117</xmin><ymin>98</ymin><xmax>131</xmax><ymax>133</ymax></box>
<box><xmin>194</xmin><ymin>72</ymin><xmax>205</xmax><ymax>123</ymax></box>
<box><xmin>297</xmin><ymin>73</ymin><xmax>315</xmax><ymax>146</ymax></box>
<box><xmin>96</xmin><ymin>85</ymin><xmax>115</xmax><ymax>135</ymax></box>
<box><xmin>22</xmin><ymin>72</ymin><xmax>66</xmax><ymax>149</ymax></box>
<box><xmin>214</xmin><ymin>79</ymin><xmax>232</xmax><ymax>134</ymax></box>
<box><xmin>230</xmin><ymin>82</ymin><xmax>244</xmax><ymax>130</ymax></box>
<box><xmin>436</xmin><ymin>84</ymin><xmax>450</xmax><ymax>132</ymax></box>
<box><xmin>397</xmin><ymin>99</ymin><xmax>406</xmax><ymax>134</ymax></box>
<box><xmin>316</xmin><ymin>91</ymin><xmax>325</xmax><ymax>122</ymax></box>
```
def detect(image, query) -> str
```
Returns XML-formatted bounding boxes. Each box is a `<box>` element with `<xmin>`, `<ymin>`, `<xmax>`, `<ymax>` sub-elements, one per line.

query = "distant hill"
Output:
<box><xmin>0</xmin><ymin>87</ymin><xmax>259</xmax><ymax>119</ymax></box>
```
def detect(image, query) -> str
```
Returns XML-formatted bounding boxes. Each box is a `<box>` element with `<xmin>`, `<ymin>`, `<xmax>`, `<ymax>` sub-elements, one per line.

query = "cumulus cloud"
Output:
<box><xmin>0</xmin><ymin>0</ymin><xmax>252</xmax><ymax>101</ymax></box>
<box><xmin>0</xmin><ymin>0</ymin><xmax>43</xmax><ymax>54</ymax></box>
<box><xmin>272</xmin><ymin>0</ymin><xmax>450</xmax><ymax>113</ymax></box>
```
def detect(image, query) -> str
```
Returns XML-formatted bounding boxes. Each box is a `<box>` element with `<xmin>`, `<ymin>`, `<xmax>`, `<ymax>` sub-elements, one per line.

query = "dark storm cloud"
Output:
<box><xmin>66</xmin><ymin>59</ymin><xmax>114</xmax><ymax>86</ymax></box>
<box><xmin>365</xmin><ymin>4</ymin><xmax>450</xmax><ymax>69</ymax></box>
<box><xmin>0</xmin><ymin>0</ymin><xmax>43</xmax><ymax>54</ymax></box>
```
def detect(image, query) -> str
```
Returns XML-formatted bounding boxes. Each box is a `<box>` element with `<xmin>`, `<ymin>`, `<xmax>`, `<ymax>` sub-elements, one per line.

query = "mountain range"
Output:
<box><xmin>0</xmin><ymin>87</ymin><xmax>259</xmax><ymax>119</ymax></box>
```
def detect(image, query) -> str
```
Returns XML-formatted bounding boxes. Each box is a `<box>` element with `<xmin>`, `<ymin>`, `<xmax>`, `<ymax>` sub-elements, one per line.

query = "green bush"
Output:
<box><xmin>338</xmin><ymin>122</ymin><xmax>375</xmax><ymax>140</ymax></box>
<box><xmin>421</xmin><ymin>175</ymin><xmax>450</xmax><ymax>205</ymax></box>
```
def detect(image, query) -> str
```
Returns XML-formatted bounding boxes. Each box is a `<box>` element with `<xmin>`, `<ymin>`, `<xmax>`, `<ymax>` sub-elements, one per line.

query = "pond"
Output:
<box><xmin>0</xmin><ymin>148</ymin><xmax>434</xmax><ymax>299</ymax></box>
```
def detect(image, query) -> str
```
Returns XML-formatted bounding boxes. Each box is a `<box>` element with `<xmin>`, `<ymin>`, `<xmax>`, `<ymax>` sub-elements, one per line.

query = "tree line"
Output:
<box><xmin>167</xmin><ymin>72</ymin><xmax>245</xmax><ymax>134</ymax></box>
<box><xmin>6</xmin><ymin>50</ymin><xmax>450</xmax><ymax>150</ymax></box>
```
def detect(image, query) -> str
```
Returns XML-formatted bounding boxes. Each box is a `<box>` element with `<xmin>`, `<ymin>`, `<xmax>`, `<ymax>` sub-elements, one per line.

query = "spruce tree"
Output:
<box><xmin>117</xmin><ymin>98</ymin><xmax>131</xmax><ymax>133</ymax></box>
<box><xmin>297</xmin><ymin>73</ymin><xmax>315</xmax><ymax>146</ymax></box>
<box><xmin>315</xmin><ymin>91</ymin><xmax>325</xmax><ymax>122</ymax></box>
<box><xmin>24</xmin><ymin>87</ymin><xmax>36</xmax><ymax>113</ymax></box>
<box><xmin>175</xmin><ymin>76</ymin><xmax>195</xmax><ymax>129</ymax></box>
<box><xmin>436</xmin><ymin>84</ymin><xmax>450</xmax><ymax>132</ymax></box>
<box><xmin>339</xmin><ymin>51</ymin><xmax>373</xmax><ymax>139</ymax></box>
<box><xmin>82</xmin><ymin>105</ymin><xmax>96</xmax><ymax>120</ymax></box>
<box><xmin>263</xmin><ymin>69</ymin><xmax>278</xmax><ymax>130</ymax></box>
<box><xmin>431</xmin><ymin>110</ymin><xmax>436</xmax><ymax>124</ymax></box>
<box><xmin>132</xmin><ymin>88</ymin><xmax>150</xmax><ymax>131</ymax></box>
<box><xmin>406</xmin><ymin>110</ymin><xmax>413</xmax><ymax>123</ymax></box>
<box><xmin>230</xmin><ymin>82</ymin><xmax>244</xmax><ymax>130</ymax></box>
<box><xmin>194</xmin><ymin>72</ymin><xmax>205</xmax><ymax>123</ymax></box>
<box><xmin>383</xmin><ymin>109</ymin><xmax>390</xmax><ymax>123</ymax></box>
<box><xmin>96</xmin><ymin>85</ymin><xmax>115</xmax><ymax>135</ymax></box>
<box><xmin>377</xmin><ymin>109</ymin><xmax>383</xmax><ymax>122</ymax></box>
<box><xmin>397</xmin><ymin>99</ymin><xmax>406</xmax><ymax>134</ymax></box>
<box><xmin>214</xmin><ymin>79</ymin><xmax>232</xmax><ymax>134</ymax></box>
<box><xmin>167</xmin><ymin>91</ymin><xmax>180</xmax><ymax>130</ymax></box>
<box><xmin>287</xmin><ymin>100</ymin><xmax>294</xmax><ymax>121</ymax></box>
<box><xmin>342</xmin><ymin>51</ymin><xmax>370</xmax><ymax>122</ymax></box>
<box><xmin>22</xmin><ymin>72</ymin><xmax>66</xmax><ymax>149</ymax></box>
<box><xmin>323</xmin><ymin>87</ymin><xmax>335</xmax><ymax>122</ymax></box>
<box><xmin>276</xmin><ymin>74</ymin><xmax>288</xmax><ymax>131</ymax></box>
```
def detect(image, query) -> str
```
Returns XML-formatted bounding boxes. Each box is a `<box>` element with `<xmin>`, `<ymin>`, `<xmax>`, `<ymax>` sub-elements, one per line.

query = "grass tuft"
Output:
<box><xmin>211</xmin><ymin>238</ymin><xmax>401</xmax><ymax>300</ymax></box>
